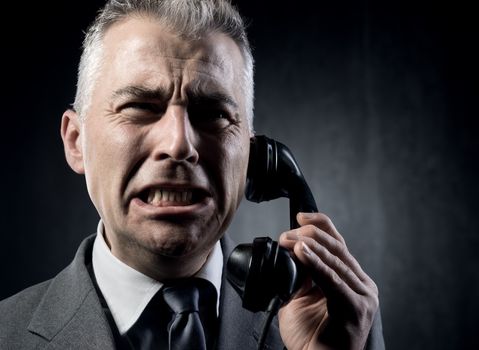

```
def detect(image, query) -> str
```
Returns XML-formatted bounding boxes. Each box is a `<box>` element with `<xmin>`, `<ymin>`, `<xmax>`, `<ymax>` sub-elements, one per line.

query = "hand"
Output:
<box><xmin>277</xmin><ymin>212</ymin><xmax>379</xmax><ymax>350</ymax></box>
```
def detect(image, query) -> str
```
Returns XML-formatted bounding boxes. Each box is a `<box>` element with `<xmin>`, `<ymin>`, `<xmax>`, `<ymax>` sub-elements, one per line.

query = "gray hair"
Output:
<box><xmin>73</xmin><ymin>0</ymin><xmax>255</xmax><ymax>130</ymax></box>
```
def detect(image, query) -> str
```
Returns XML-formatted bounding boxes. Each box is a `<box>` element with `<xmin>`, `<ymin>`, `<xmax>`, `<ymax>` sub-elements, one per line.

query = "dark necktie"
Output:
<box><xmin>162</xmin><ymin>278</ymin><xmax>218</xmax><ymax>350</ymax></box>
<box><xmin>127</xmin><ymin>278</ymin><xmax>217</xmax><ymax>350</ymax></box>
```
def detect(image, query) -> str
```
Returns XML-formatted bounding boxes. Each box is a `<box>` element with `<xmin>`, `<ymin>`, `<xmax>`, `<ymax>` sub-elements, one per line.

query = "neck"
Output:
<box><xmin>104</xmin><ymin>232</ymin><xmax>211</xmax><ymax>281</ymax></box>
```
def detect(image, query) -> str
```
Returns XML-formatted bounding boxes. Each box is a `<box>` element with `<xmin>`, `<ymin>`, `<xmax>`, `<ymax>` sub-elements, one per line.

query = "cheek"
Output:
<box><xmin>85</xmin><ymin>122</ymin><xmax>145</xmax><ymax>167</ymax></box>
<box><xmin>220</xmin><ymin>135</ymin><xmax>250</xmax><ymax>209</ymax></box>
<box><xmin>82</xmin><ymin>123</ymin><xmax>144</xmax><ymax>206</ymax></box>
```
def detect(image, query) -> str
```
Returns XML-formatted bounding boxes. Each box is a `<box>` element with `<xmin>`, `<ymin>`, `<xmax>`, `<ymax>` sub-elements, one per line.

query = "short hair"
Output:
<box><xmin>73</xmin><ymin>0</ymin><xmax>255</xmax><ymax>131</ymax></box>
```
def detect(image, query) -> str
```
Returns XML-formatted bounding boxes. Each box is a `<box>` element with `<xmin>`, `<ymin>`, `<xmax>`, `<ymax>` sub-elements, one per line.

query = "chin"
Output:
<box><xmin>141</xmin><ymin>226</ymin><xmax>206</xmax><ymax>258</ymax></box>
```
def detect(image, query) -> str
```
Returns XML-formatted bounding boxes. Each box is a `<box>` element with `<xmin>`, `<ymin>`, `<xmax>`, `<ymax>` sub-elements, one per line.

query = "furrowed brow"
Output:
<box><xmin>188</xmin><ymin>90</ymin><xmax>239</xmax><ymax>109</ymax></box>
<box><xmin>111</xmin><ymin>86</ymin><xmax>170</xmax><ymax>101</ymax></box>
<box><xmin>111</xmin><ymin>85</ymin><xmax>239</xmax><ymax>109</ymax></box>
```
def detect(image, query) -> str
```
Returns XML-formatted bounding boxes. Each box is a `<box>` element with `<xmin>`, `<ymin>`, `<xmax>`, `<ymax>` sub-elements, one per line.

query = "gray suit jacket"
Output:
<box><xmin>0</xmin><ymin>235</ymin><xmax>385</xmax><ymax>349</ymax></box>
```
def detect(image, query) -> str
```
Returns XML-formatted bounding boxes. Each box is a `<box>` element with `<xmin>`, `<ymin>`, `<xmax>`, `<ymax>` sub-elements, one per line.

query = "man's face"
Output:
<box><xmin>67</xmin><ymin>17</ymin><xmax>251</xmax><ymax>274</ymax></box>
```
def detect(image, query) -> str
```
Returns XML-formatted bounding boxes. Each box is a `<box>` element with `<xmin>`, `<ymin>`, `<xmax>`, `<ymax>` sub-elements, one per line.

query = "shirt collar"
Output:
<box><xmin>92</xmin><ymin>220</ymin><xmax>223</xmax><ymax>335</ymax></box>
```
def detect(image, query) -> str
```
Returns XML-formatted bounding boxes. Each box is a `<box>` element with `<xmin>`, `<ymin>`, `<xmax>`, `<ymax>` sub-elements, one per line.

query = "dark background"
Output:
<box><xmin>1</xmin><ymin>1</ymin><xmax>477</xmax><ymax>349</ymax></box>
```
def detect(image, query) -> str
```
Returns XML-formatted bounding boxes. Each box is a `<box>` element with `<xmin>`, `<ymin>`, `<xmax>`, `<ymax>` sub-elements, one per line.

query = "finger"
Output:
<box><xmin>294</xmin><ymin>237</ymin><xmax>370</xmax><ymax>297</ymax></box>
<box><xmin>280</xmin><ymin>214</ymin><xmax>378</xmax><ymax>290</ymax></box>
<box><xmin>279</xmin><ymin>228</ymin><xmax>300</xmax><ymax>250</ymax></box>
<box><xmin>293</xmin><ymin>240</ymin><xmax>356</xmax><ymax>303</ymax></box>
<box><xmin>291</xmin><ymin>225</ymin><xmax>372</xmax><ymax>285</ymax></box>
<box><xmin>297</xmin><ymin>212</ymin><xmax>345</xmax><ymax>244</ymax></box>
<box><xmin>280</xmin><ymin>224</ymin><xmax>368</xmax><ymax>284</ymax></box>
<box><xmin>286</xmin><ymin>214</ymin><xmax>378</xmax><ymax>289</ymax></box>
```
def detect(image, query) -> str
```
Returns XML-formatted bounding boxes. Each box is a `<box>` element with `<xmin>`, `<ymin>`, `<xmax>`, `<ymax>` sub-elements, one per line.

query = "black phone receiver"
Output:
<box><xmin>226</xmin><ymin>135</ymin><xmax>318</xmax><ymax>313</ymax></box>
<box><xmin>245</xmin><ymin>135</ymin><xmax>318</xmax><ymax>229</ymax></box>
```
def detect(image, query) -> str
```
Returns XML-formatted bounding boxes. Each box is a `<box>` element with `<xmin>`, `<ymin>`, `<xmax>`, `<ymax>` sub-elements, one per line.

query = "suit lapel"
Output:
<box><xmin>27</xmin><ymin>235</ymin><xmax>115</xmax><ymax>349</ymax></box>
<box><xmin>217</xmin><ymin>234</ymin><xmax>284</xmax><ymax>350</ymax></box>
<box><xmin>25</xmin><ymin>233</ymin><xmax>286</xmax><ymax>349</ymax></box>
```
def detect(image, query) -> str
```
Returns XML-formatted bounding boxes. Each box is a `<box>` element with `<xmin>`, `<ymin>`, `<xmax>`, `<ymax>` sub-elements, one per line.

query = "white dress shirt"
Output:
<box><xmin>92</xmin><ymin>221</ymin><xmax>223</xmax><ymax>335</ymax></box>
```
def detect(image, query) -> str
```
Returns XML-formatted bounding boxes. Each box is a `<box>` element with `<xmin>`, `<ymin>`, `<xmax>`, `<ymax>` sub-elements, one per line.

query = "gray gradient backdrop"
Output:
<box><xmin>1</xmin><ymin>1</ymin><xmax>477</xmax><ymax>349</ymax></box>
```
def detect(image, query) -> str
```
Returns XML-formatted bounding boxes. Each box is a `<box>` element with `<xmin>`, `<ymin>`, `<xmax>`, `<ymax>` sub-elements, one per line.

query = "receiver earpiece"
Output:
<box><xmin>245</xmin><ymin>135</ymin><xmax>318</xmax><ymax>229</ymax></box>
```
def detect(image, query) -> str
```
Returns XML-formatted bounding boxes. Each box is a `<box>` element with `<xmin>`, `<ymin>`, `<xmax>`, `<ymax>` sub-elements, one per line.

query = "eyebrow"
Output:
<box><xmin>188</xmin><ymin>91</ymin><xmax>239</xmax><ymax>109</ymax></box>
<box><xmin>112</xmin><ymin>86</ymin><xmax>170</xmax><ymax>101</ymax></box>
<box><xmin>112</xmin><ymin>85</ymin><xmax>239</xmax><ymax>109</ymax></box>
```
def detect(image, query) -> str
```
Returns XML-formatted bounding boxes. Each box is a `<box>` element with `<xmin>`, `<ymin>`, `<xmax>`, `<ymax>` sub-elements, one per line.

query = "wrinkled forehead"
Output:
<box><xmin>101</xmin><ymin>16</ymin><xmax>244</xmax><ymax>83</ymax></box>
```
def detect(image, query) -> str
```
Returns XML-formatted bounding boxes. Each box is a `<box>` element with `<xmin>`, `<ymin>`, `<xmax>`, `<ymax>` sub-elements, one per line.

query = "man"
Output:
<box><xmin>0</xmin><ymin>0</ymin><xmax>384</xmax><ymax>349</ymax></box>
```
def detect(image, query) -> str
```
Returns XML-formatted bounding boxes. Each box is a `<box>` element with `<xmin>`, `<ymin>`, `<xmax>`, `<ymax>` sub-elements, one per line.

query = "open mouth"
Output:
<box><xmin>137</xmin><ymin>188</ymin><xmax>207</xmax><ymax>207</ymax></box>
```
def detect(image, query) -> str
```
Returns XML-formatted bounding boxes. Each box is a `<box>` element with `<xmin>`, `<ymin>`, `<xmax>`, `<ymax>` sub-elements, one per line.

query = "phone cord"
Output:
<box><xmin>257</xmin><ymin>296</ymin><xmax>283</xmax><ymax>350</ymax></box>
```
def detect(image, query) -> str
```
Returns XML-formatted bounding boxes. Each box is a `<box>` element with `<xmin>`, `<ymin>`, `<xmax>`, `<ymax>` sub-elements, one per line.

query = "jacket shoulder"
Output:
<box><xmin>0</xmin><ymin>279</ymin><xmax>52</xmax><ymax>322</ymax></box>
<box><xmin>0</xmin><ymin>279</ymin><xmax>52</xmax><ymax>348</ymax></box>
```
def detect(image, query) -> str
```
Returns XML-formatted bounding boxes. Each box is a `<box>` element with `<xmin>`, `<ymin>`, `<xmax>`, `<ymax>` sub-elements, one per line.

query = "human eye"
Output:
<box><xmin>119</xmin><ymin>101</ymin><xmax>163</xmax><ymax>122</ymax></box>
<box><xmin>194</xmin><ymin>107</ymin><xmax>228</xmax><ymax>120</ymax></box>
<box><xmin>122</xmin><ymin>102</ymin><xmax>162</xmax><ymax>113</ymax></box>
<box><xmin>188</xmin><ymin>103</ymin><xmax>236</xmax><ymax>129</ymax></box>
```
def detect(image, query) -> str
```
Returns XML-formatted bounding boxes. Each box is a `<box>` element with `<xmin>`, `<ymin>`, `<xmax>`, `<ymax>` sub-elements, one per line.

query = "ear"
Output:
<box><xmin>60</xmin><ymin>109</ymin><xmax>85</xmax><ymax>174</ymax></box>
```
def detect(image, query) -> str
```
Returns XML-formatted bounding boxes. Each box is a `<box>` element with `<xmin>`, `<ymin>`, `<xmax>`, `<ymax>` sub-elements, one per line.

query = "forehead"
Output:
<box><xmin>98</xmin><ymin>16</ymin><xmax>244</xmax><ymax>93</ymax></box>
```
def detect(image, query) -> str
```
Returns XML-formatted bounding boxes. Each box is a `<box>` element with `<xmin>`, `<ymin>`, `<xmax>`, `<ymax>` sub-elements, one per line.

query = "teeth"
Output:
<box><xmin>146</xmin><ymin>189</ymin><xmax>194</xmax><ymax>206</ymax></box>
<box><xmin>154</xmin><ymin>189</ymin><xmax>162</xmax><ymax>203</ymax></box>
<box><xmin>148</xmin><ymin>190</ymin><xmax>155</xmax><ymax>203</ymax></box>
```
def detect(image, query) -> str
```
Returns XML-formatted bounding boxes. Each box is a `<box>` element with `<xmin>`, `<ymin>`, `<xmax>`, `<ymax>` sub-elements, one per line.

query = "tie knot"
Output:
<box><xmin>162</xmin><ymin>278</ymin><xmax>216</xmax><ymax>314</ymax></box>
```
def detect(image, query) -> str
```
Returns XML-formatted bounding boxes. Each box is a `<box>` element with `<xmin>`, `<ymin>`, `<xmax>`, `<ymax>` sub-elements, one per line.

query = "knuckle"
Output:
<box><xmin>361</xmin><ymin>290</ymin><xmax>379</xmax><ymax>319</ymax></box>
<box><xmin>303</xmin><ymin>225</ymin><xmax>331</xmax><ymax>245</ymax></box>
<box><xmin>301</xmin><ymin>227</ymin><xmax>326</xmax><ymax>248</ymax></box>
<box><xmin>311</xmin><ymin>226</ymin><xmax>326</xmax><ymax>242</ymax></box>
<box><xmin>317</xmin><ymin>211</ymin><xmax>329</xmax><ymax>221</ymax></box>
<box><xmin>331</xmin><ymin>255</ymin><xmax>342</xmax><ymax>270</ymax></box>
<box><xmin>330</xmin><ymin>269</ymin><xmax>343</xmax><ymax>286</ymax></box>
<box><xmin>305</xmin><ymin>223</ymin><xmax>319</xmax><ymax>234</ymax></box>
<box><xmin>297</xmin><ymin>224</ymin><xmax>317</xmax><ymax>237</ymax></box>
<box><xmin>333</xmin><ymin>256</ymin><xmax>352</xmax><ymax>279</ymax></box>
<box><xmin>364</xmin><ymin>296</ymin><xmax>379</xmax><ymax>323</ymax></box>
<box><xmin>319</xmin><ymin>213</ymin><xmax>337</xmax><ymax>232</ymax></box>
<box><xmin>363</xmin><ymin>279</ymin><xmax>379</xmax><ymax>296</ymax></box>
<box><xmin>323</xmin><ymin>214</ymin><xmax>334</xmax><ymax>228</ymax></box>
<box><xmin>368</xmin><ymin>288</ymin><xmax>380</xmax><ymax>309</ymax></box>
<box><xmin>370</xmin><ymin>280</ymin><xmax>379</xmax><ymax>296</ymax></box>
<box><xmin>333</xmin><ymin>254</ymin><xmax>344</xmax><ymax>269</ymax></box>
<box><xmin>333</xmin><ymin>240</ymin><xmax>348</xmax><ymax>257</ymax></box>
<box><xmin>316</xmin><ymin>212</ymin><xmax>330</xmax><ymax>227</ymax></box>
<box><xmin>309</xmin><ymin>252</ymin><xmax>326</xmax><ymax>274</ymax></box>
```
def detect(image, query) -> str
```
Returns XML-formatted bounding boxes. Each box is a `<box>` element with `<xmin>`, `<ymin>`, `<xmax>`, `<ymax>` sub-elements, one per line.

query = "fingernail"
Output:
<box><xmin>286</xmin><ymin>230</ymin><xmax>299</xmax><ymax>240</ymax></box>
<box><xmin>300</xmin><ymin>212</ymin><xmax>314</xmax><ymax>219</ymax></box>
<box><xmin>302</xmin><ymin>241</ymin><xmax>312</xmax><ymax>255</ymax></box>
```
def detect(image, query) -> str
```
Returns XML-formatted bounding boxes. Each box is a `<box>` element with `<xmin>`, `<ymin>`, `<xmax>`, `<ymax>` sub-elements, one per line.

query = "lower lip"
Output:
<box><xmin>130</xmin><ymin>197</ymin><xmax>213</xmax><ymax>218</ymax></box>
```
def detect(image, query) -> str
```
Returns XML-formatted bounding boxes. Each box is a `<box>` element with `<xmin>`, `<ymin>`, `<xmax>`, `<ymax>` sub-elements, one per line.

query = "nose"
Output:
<box><xmin>151</xmin><ymin>105</ymin><xmax>199</xmax><ymax>163</ymax></box>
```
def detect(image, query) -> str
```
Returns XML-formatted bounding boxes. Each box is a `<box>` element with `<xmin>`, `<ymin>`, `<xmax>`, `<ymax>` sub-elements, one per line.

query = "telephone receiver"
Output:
<box><xmin>226</xmin><ymin>135</ymin><xmax>318</xmax><ymax>313</ymax></box>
